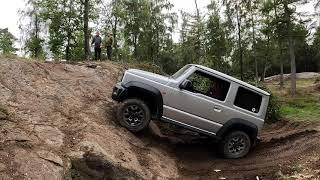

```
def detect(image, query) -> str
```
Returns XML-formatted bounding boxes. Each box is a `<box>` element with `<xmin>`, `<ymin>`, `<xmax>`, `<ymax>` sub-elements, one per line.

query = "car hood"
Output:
<box><xmin>127</xmin><ymin>69</ymin><xmax>170</xmax><ymax>85</ymax></box>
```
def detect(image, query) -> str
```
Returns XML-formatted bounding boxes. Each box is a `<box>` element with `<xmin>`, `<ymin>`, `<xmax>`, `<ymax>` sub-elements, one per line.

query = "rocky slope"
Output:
<box><xmin>0</xmin><ymin>58</ymin><xmax>319</xmax><ymax>180</ymax></box>
<box><xmin>0</xmin><ymin>59</ymin><xmax>180</xmax><ymax>179</ymax></box>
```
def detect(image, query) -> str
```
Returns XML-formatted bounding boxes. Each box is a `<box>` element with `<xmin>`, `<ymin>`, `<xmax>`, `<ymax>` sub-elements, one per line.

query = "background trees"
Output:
<box><xmin>8</xmin><ymin>0</ymin><xmax>318</xmax><ymax>91</ymax></box>
<box><xmin>19</xmin><ymin>0</ymin><xmax>45</xmax><ymax>58</ymax></box>
<box><xmin>0</xmin><ymin>28</ymin><xmax>17</xmax><ymax>55</ymax></box>
<box><xmin>39</xmin><ymin>0</ymin><xmax>83</xmax><ymax>60</ymax></box>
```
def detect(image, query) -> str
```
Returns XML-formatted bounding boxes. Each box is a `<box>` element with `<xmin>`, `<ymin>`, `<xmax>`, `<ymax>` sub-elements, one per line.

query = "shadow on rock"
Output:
<box><xmin>134</xmin><ymin>121</ymin><xmax>220</xmax><ymax>158</ymax></box>
<box><xmin>69</xmin><ymin>151</ymin><xmax>143</xmax><ymax>180</ymax></box>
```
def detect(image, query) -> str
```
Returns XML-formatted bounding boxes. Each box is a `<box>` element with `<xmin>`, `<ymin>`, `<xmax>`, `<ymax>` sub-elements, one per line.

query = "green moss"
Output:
<box><xmin>279</xmin><ymin>95</ymin><xmax>320</xmax><ymax>122</ymax></box>
<box><xmin>266</xmin><ymin>79</ymin><xmax>320</xmax><ymax>122</ymax></box>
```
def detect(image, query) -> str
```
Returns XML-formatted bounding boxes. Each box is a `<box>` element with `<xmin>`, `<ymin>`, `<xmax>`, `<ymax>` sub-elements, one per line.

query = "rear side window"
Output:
<box><xmin>234</xmin><ymin>87</ymin><xmax>262</xmax><ymax>113</ymax></box>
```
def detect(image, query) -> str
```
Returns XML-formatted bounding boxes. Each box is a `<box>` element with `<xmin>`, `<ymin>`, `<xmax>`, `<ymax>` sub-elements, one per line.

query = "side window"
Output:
<box><xmin>234</xmin><ymin>87</ymin><xmax>262</xmax><ymax>113</ymax></box>
<box><xmin>185</xmin><ymin>71</ymin><xmax>230</xmax><ymax>101</ymax></box>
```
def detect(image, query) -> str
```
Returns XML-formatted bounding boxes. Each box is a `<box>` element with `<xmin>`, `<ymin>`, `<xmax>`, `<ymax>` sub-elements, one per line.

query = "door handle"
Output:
<box><xmin>214</xmin><ymin>107</ymin><xmax>222</xmax><ymax>113</ymax></box>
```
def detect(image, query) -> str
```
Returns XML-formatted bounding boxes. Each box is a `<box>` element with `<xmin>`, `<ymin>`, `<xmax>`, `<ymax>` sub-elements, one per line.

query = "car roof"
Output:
<box><xmin>190</xmin><ymin>64</ymin><xmax>270</xmax><ymax>96</ymax></box>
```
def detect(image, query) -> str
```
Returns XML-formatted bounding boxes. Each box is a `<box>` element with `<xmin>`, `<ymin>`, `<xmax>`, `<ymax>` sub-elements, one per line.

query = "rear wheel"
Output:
<box><xmin>219</xmin><ymin>131</ymin><xmax>251</xmax><ymax>159</ymax></box>
<box><xmin>117</xmin><ymin>99</ymin><xmax>151</xmax><ymax>132</ymax></box>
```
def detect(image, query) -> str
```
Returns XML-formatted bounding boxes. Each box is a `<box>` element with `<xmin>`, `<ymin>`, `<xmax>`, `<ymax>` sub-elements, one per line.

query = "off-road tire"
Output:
<box><xmin>218</xmin><ymin>131</ymin><xmax>251</xmax><ymax>159</ymax></box>
<box><xmin>117</xmin><ymin>99</ymin><xmax>151</xmax><ymax>133</ymax></box>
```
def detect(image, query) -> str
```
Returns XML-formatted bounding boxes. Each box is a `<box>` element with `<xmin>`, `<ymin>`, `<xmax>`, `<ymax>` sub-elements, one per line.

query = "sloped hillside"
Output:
<box><xmin>0</xmin><ymin>59</ymin><xmax>180</xmax><ymax>179</ymax></box>
<box><xmin>0</xmin><ymin>58</ymin><xmax>319</xmax><ymax>180</ymax></box>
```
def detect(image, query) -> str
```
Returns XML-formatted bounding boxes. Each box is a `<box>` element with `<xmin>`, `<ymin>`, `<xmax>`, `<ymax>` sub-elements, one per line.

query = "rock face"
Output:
<box><xmin>0</xmin><ymin>59</ymin><xmax>180</xmax><ymax>179</ymax></box>
<box><xmin>14</xmin><ymin>148</ymin><xmax>64</xmax><ymax>180</ymax></box>
<box><xmin>0</xmin><ymin>111</ymin><xmax>7</xmax><ymax>120</ymax></box>
<box><xmin>34</xmin><ymin>125</ymin><xmax>65</xmax><ymax>149</ymax></box>
<box><xmin>265</xmin><ymin>72</ymin><xmax>320</xmax><ymax>82</ymax></box>
<box><xmin>0</xmin><ymin>105</ymin><xmax>8</xmax><ymax>120</ymax></box>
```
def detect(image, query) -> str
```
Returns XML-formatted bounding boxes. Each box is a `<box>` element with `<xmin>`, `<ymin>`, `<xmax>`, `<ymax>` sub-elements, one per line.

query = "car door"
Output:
<box><xmin>163</xmin><ymin>69</ymin><xmax>231</xmax><ymax>135</ymax></box>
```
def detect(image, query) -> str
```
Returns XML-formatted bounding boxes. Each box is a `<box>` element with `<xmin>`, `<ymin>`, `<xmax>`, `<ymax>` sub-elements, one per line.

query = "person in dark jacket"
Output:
<box><xmin>91</xmin><ymin>32</ymin><xmax>102</xmax><ymax>61</ymax></box>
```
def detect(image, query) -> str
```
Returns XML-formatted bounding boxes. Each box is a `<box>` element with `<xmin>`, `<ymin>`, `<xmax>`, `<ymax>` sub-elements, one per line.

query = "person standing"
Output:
<box><xmin>106</xmin><ymin>33</ymin><xmax>114</xmax><ymax>60</ymax></box>
<box><xmin>91</xmin><ymin>32</ymin><xmax>102</xmax><ymax>61</ymax></box>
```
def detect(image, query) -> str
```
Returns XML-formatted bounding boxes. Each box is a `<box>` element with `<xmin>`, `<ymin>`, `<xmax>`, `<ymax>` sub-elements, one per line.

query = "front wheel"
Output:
<box><xmin>218</xmin><ymin>131</ymin><xmax>251</xmax><ymax>159</ymax></box>
<box><xmin>117</xmin><ymin>99</ymin><xmax>151</xmax><ymax>133</ymax></box>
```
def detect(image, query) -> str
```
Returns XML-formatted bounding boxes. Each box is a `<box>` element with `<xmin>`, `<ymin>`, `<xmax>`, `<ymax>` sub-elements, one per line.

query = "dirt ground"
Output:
<box><xmin>0</xmin><ymin>58</ymin><xmax>319</xmax><ymax>180</ymax></box>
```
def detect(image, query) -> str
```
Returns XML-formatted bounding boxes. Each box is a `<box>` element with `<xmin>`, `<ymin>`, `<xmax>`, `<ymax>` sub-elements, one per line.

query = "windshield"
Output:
<box><xmin>171</xmin><ymin>65</ymin><xmax>192</xmax><ymax>79</ymax></box>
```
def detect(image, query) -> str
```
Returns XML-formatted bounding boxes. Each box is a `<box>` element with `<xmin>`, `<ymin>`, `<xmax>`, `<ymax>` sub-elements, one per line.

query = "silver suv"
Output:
<box><xmin>112</xmin><ymin>64</ymin><xmax>270</xmax><ymax>158</ymax></box>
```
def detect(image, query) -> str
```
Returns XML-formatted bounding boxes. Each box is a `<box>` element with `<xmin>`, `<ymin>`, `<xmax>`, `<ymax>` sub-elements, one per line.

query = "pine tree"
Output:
<box><xmin>0</xmin><ymin>28</ymin><xmax>17</xmax><ymax>55</ymax></box>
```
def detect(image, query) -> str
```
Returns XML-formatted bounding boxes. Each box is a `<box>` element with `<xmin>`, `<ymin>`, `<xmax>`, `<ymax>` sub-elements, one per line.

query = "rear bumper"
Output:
<box><xmin>112</xmin><ymin>83</ymin><xmax>126</xmax><ymax>101</ymax></box>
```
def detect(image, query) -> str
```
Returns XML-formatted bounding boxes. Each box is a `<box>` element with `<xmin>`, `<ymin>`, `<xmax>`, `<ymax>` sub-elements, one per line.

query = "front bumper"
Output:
<box><xmin>252</xmin><ymin>137</ymin><xmax>261</xmax><ymax>148</ymax></box>
<box><xmin>112</xmin><ymin>83</ymin><xmax>126</xmax><ymax>101</ymax></box>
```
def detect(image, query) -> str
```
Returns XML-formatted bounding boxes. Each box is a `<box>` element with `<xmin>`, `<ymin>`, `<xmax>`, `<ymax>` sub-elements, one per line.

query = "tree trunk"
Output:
<box><xmin>194</xmin><ymin>0</ymin><xmax>201</xmax><ymax>63</ymax></box>
<box><xmin>250</xmin><ymin>0</ymin><xmax>258</xmax><ymax>85</ymax></box>
<box><xmin>194</xmin><ymin>0</ymin><xmax>200</xmax><ymax>18</ymax></box>
<box><xmin>273</xmin><ymin>0</ymin><xmax>284</xmax><ymax>88</ymax></box>
<box><xmin>113</xmin><ymin>16</ymin><xmax>118</xmax><ymax>61</ymax></box>
<box><xmin>236</xmin><ymin>4</ymin><xmax>243</xmax><ymax>80</ymax></box>
<box><xmin>133</xmin><ymin>34</ymin><xmax>138</xmax><ymax>59</ymax></box>
<box><xmin>284</xmin><ymin>2</ymin><xmax>296</xmax><ymax>96</ymax></box>
<box><xmin>289</xmin><ymin>35</ymin><xmax>296</xmax><ymax>96</ymax></box>
<box><xmin>155</xmin><ymin>30</ymin><xmax>159</xmax><ymax>64</ymax></box>
<box><xmin>35</xmin><ymin>13</ymin><xmax>40</xmax><ymax>58</ymax></box>
<box><xmin>261</xmin><ymin>62</ymin><xmax>265</xmax><ymax>82</ymax></box>
<box><xmin>262</xmin><ymin>62</ymin><xmax>268</xmax><ymax>81</ymax></box>
<box><xmin>83</xmin><ymin>0</ymin><xmax>90</xmax><ymax>61</ymax></box>
<box><xmin>66</xmin><ymin>32</ymin><xmax>71</xmax><ymax>61</ymax></box>
<box><xmin>262</xmin><ymin>31</ymin><xmax>271</xmax><ymax>82</ymax></box>
<box><xmin>259</xmin><ymin>31</ymin><xmax>270</xmax><ymax>82</ymax></box>
<box><xmin>280</xmin><ymin>49</ymin><xmax>284</xmax><ymax>87</ymax></box>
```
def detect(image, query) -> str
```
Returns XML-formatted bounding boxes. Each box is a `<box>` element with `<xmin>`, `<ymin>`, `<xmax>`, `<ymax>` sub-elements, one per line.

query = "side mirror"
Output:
<box><xmin>179</xmin><ymin>79</ymin><xmax>192</xmax><ymax>89</ymax></box>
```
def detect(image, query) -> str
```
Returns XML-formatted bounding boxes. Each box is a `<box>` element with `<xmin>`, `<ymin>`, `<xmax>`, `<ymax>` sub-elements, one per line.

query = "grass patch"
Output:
<box><xmin>280</xmin><ymin>96</ymin><xmax>320</xmax><ymax>122</ymax></box>
<box><xmin>266</xmin><ymin>79</ymin><xmax>320</xmax><ymax>122</ymax></box>
<box><xmin>0</xmin><ymin>54</ymin><xmax>31</xmax><ymax>61</ymax></box>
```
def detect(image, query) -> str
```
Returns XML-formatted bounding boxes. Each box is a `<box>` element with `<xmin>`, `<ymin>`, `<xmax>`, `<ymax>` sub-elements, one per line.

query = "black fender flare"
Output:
<box><xmin>121</xmin><ymin>81</ymin><xmax>163</xmax><ymax>119</ymax></box>
<box><xmin>216</xmin><ymin>118</ymin><xmax>258</xmax><ymax>141</ymax></box>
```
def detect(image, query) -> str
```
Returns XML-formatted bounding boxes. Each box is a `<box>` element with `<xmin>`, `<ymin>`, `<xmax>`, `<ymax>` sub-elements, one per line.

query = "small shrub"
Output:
<box><xmin>257</xmin><ymin>83</ymin><xmax>281</xmax><ymax>124</ymax></box>
<box><xmin>0</xmin><ymin>54</ymin><xmax>17</xmax><ymax>59</ymax></box>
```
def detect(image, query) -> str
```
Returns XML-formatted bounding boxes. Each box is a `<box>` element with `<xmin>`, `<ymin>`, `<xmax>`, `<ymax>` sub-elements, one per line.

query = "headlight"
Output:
<box><xmin>117</xmin><ymin>72</ymin><xmax>124</xmax><ymax>82</ymax></box>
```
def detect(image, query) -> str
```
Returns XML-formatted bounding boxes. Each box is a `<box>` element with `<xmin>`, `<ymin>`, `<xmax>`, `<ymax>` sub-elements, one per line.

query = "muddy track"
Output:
<box><xmin>143</xmin><ymin>121</ymin><xmax>320</xmax><ymax>179</ymax></box>
<box><xmin>0</xmin><ymin>59</ymin><xmax>319</xmax><ymax>179</ymax></box>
